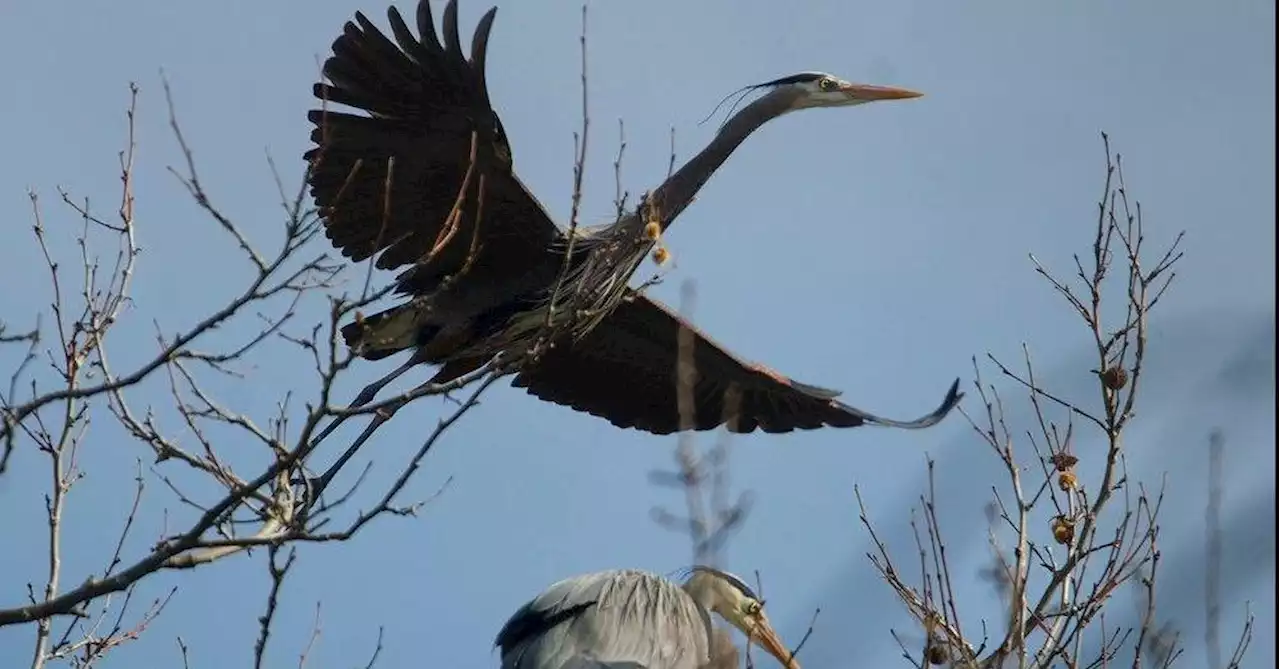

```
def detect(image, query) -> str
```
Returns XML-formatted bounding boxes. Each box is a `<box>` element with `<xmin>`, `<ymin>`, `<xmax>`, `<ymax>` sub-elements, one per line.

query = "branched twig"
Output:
<box><xmin>253</xmin><ymin>546</ymin><xmax>297</xmax><ymax>669</ymax></box>
<box><xmin>0</xmin><ymin>72</ymin><xmax>490</xmax><ymax>661</ymax></box>
<box><xmin>854</xmin><ymin>134</ymin><xmax>1240</xmax><ymax>669</ymax></box>
<box><xmin>547</xmin><ymin>4</ymin><xmax>592</xmax><ymax>322</ymax></box>
<box><xmin>1204</xmin><ymin>428</ymin><xmax>1224</xmax><ymax>669</ymax></box>
<box><xmin>649</xmin><ymin>281</ymin><xmax>752</xmax><ymax>567</ymax></box>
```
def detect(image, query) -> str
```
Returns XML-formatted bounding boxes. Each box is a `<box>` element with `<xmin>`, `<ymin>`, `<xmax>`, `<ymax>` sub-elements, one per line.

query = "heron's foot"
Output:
<box><xmin>290</xmin><ymin>474</ymin><xmax>324</xmax><ymax>515</ymax></box>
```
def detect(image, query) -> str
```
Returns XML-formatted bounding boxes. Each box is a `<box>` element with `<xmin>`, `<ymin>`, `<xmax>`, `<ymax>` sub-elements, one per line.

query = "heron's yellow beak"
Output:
<box><xmin>839</xmin><ymin>82</ymin><xmax>923</xmax><ymax>101</ymax></box>
<box><xmin>746</xmin><ymin>611</ymin><xmax>802</xmax><ymax>669</ymax></box>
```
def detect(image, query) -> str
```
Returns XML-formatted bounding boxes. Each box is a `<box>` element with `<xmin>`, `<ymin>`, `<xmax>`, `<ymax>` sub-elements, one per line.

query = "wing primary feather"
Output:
<box><xmin>442</xmin><ymin>0</ymin><xmax>465</xmax><ymax>61</ymax></box>
<box><xmin>352</xmin><ymin>12</ymin><xmax>418</xmax><ymax>85</ymax></box>
<box><xmin>387</xmin><ymin>7</ymin><xmax>433</xmax><ymax>64</ymax></box>
<box><xmin>787</xmin><ymin>378</ymin><xmax>842</xmax><ymax>399</ymax></box>
<box><xmin>470</xmin><ymin>8</ymin><xmax>499</xmax><ymax>106</ymax></box>
<box><xmin>414</xmin><ymin>0</ymin><xmax>445</xmax><ymax>54</ymax></box>
<box><xmin>835</xmin><ymin>377</ymin><xmax>963</xmax><ymax>430</ymax></box>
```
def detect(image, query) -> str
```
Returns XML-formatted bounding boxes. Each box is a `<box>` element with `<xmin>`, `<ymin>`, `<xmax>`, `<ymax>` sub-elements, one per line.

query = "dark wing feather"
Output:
<box><xmin>306</xmin><ymin>0</ymin><xmax>560</xmax><ymax>296</ymax></box>
<box><xmin>513</xmin><ymin>292</ymin><xmax>963</xmax><ymax>435</ymax></box>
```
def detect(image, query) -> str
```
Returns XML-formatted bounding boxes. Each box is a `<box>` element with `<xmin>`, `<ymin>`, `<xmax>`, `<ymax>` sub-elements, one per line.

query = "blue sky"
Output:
<box><xmin>0</xmin><ymin>0</ymin><xmax>1273</xmax><ymax>667</ymax></box>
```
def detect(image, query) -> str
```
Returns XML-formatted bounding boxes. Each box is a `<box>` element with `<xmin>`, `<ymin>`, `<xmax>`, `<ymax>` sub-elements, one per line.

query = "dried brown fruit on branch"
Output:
<box><xmin>1051</xmin><ymin>515</ymin><xmax>1075</xmax><ymax>545</ymax></box>
<box><xmin>1100</xmin><ymin>365</ymin><xmax>1129</xmax><ymax>390</ymax></box>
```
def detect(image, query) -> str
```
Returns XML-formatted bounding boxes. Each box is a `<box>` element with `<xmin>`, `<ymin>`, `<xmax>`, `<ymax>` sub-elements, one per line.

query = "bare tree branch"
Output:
<box><xmin>856</xmin><ymin>133</ymin><xmax>1250</xmax><ymax>669</ymax></box>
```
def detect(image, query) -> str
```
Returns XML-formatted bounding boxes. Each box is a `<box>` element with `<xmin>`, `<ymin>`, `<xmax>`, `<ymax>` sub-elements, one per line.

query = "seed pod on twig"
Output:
<box><xmin>1049</xmin><ymin>452</ymin><xmax>1079</xmax><ymax>472</ymax></box>
<box><xmin>1100</xmin><ymin>365</ymin><xmax>1129</xmax><ymax>390</ymax></box>
<box><xmin>1051</xmin><ymin>515</ymin><xmax>1075</xmax><ymax>545</ymax></box>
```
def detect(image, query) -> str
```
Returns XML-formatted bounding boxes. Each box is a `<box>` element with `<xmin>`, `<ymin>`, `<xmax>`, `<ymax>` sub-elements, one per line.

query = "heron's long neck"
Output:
<box><xmin>648</xmin><ymin>93</ymin><xmax>792</xmax><ymax>230</ymax></box>
<box><xmin>682</xmin><ymin>573</ymin><xmax>726</xmax><ymax>614</ymax></box>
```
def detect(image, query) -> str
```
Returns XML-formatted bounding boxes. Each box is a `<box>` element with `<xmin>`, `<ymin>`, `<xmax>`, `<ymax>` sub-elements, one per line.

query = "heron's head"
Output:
<box><xmin>762</xmin><ymin>71</ymin><xmax>922</xmax><ymax>112</ymax></box>
<box><xmin>683</xmin><ymin>566</ymin><xmax>801</xmax><ymax>669</ymax></box>
<box><xmin>699</xmin><ymin>71</ymin><xmax>920</xmax><ymax>129</ymax></box>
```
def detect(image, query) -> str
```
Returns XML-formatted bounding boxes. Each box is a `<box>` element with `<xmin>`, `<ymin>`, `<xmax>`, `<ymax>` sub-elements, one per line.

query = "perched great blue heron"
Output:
<box><xmin>496</xmin><ymin>567</ymin><xmax>800</xmax><ymax>668</ymax></box>
<box><xmin>306</xmin><ymin>0</ymin><xmax>961</xmax><ymax>434</ymax></box>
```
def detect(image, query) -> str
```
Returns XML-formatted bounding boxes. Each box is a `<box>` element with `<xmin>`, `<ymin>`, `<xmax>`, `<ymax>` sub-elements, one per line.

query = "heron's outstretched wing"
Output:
<box><xmin>513</xmin><ymin>292</ymin><xmax>962</xmax><ymax>434</ymax></box>
<box><xmin>306</xmin><ymin>0</ymin><xmax>560</xmax><ymax>296</ymax></box>
<box><xmin>496</xmin><ymin>569</ymin><xmax>712</xmax><ymax>669</ymax></box>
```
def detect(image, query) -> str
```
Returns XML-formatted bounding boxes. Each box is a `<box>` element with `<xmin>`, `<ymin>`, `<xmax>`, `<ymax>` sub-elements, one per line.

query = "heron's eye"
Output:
<box><xmin>819</xmin><ymin>77</ymin><xmax>838</xmax><ymax>91</ymax></box>
<box><xmin>742</xmin><ymin>600</ymin><xmax>762</xmax><ymax>616</ymax></box>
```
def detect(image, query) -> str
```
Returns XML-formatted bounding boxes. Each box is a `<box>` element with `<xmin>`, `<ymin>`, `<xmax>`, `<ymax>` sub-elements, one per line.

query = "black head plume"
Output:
<box><xmin>683</xmin><ymin>565</ymin><xmax>761</xmax><ymax>601</ymax></box>
<box><xmin>697</xmin><ymin>71</ymin><xmax>829</xmax><ymax>130</ymax></box>
<box><xmin>754</xmin><ymin>71</ymin><xmax>827</xmax><ymax>87</ymax></box>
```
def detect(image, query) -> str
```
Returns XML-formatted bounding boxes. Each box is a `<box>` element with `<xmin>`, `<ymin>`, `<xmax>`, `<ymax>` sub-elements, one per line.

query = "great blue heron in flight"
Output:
<box><xmin>496</xmin><ymin>567</ymin><xmax>800</xmax><ymax>668</ymax></box>
<box><xmin>305</xmin><ymin>0</ymin><xmax>961</xmax><ymax>435</ymax></box>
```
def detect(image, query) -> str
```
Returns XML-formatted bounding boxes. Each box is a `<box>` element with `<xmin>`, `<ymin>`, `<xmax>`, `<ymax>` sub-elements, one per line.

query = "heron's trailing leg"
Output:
<box><xmin>303</xmin><ymin>356</ymin><xmax>491</xmax><ymax>509</ymax></box>
<box><xmin>306</xmin><ymin>400</ymin><xmax>404</xmax><ymax>505</ymax></box>
<box><xmin>353</xmin><ymin>348</ymin><xmax>433</xmax><ymax>405</ymax></box>
<box><xmin>304</xmin><ymin>347</ymin><xmax>432</xmax><ymax>456</ymax></box>
<box><xmin>306</xmin><ymin>375</ymin><xmax>440</xmax><ymax>505</ymax></box>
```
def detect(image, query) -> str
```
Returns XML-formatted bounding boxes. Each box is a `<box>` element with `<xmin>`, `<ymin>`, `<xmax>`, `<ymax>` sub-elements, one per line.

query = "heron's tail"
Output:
<box><xmin>340</xmin><ymin>302</ymin><xmax>431</xmax><ymax>361</ymax></box>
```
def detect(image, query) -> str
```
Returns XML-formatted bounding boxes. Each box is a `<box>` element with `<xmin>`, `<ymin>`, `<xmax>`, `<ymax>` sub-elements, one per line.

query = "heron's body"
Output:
<box><xmin>306</xmin><ymin>0</ymin><xmax>963</xmax><ymax>434</ymax></box>
<box><xmin>496</xmin><ymin>568</ymin><xmax>793</xmax><ymax>669</ymax></box>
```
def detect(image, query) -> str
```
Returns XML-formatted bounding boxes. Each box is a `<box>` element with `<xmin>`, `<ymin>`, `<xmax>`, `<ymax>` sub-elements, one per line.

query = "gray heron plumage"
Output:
<box><xmin>305</xmin><ymin>0</ymin><xmax>963</xmax><ymax>435</ymax></box>
<box><xmin>495</xmin><ymin>567</ymin><xmax>800</xmax><ymax>669</ymax></box>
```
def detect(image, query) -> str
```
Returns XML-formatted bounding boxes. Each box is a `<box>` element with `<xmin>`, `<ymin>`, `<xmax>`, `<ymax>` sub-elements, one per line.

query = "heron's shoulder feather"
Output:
<box><xmin>496</xmin><ymin>569</ymin><xmax>712</xmax><ymax>669</ymax></box>
<box><xmin>495</xmin><ymin>570</ymin><xmax>624</xmax><ymax>651</ymax></box>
